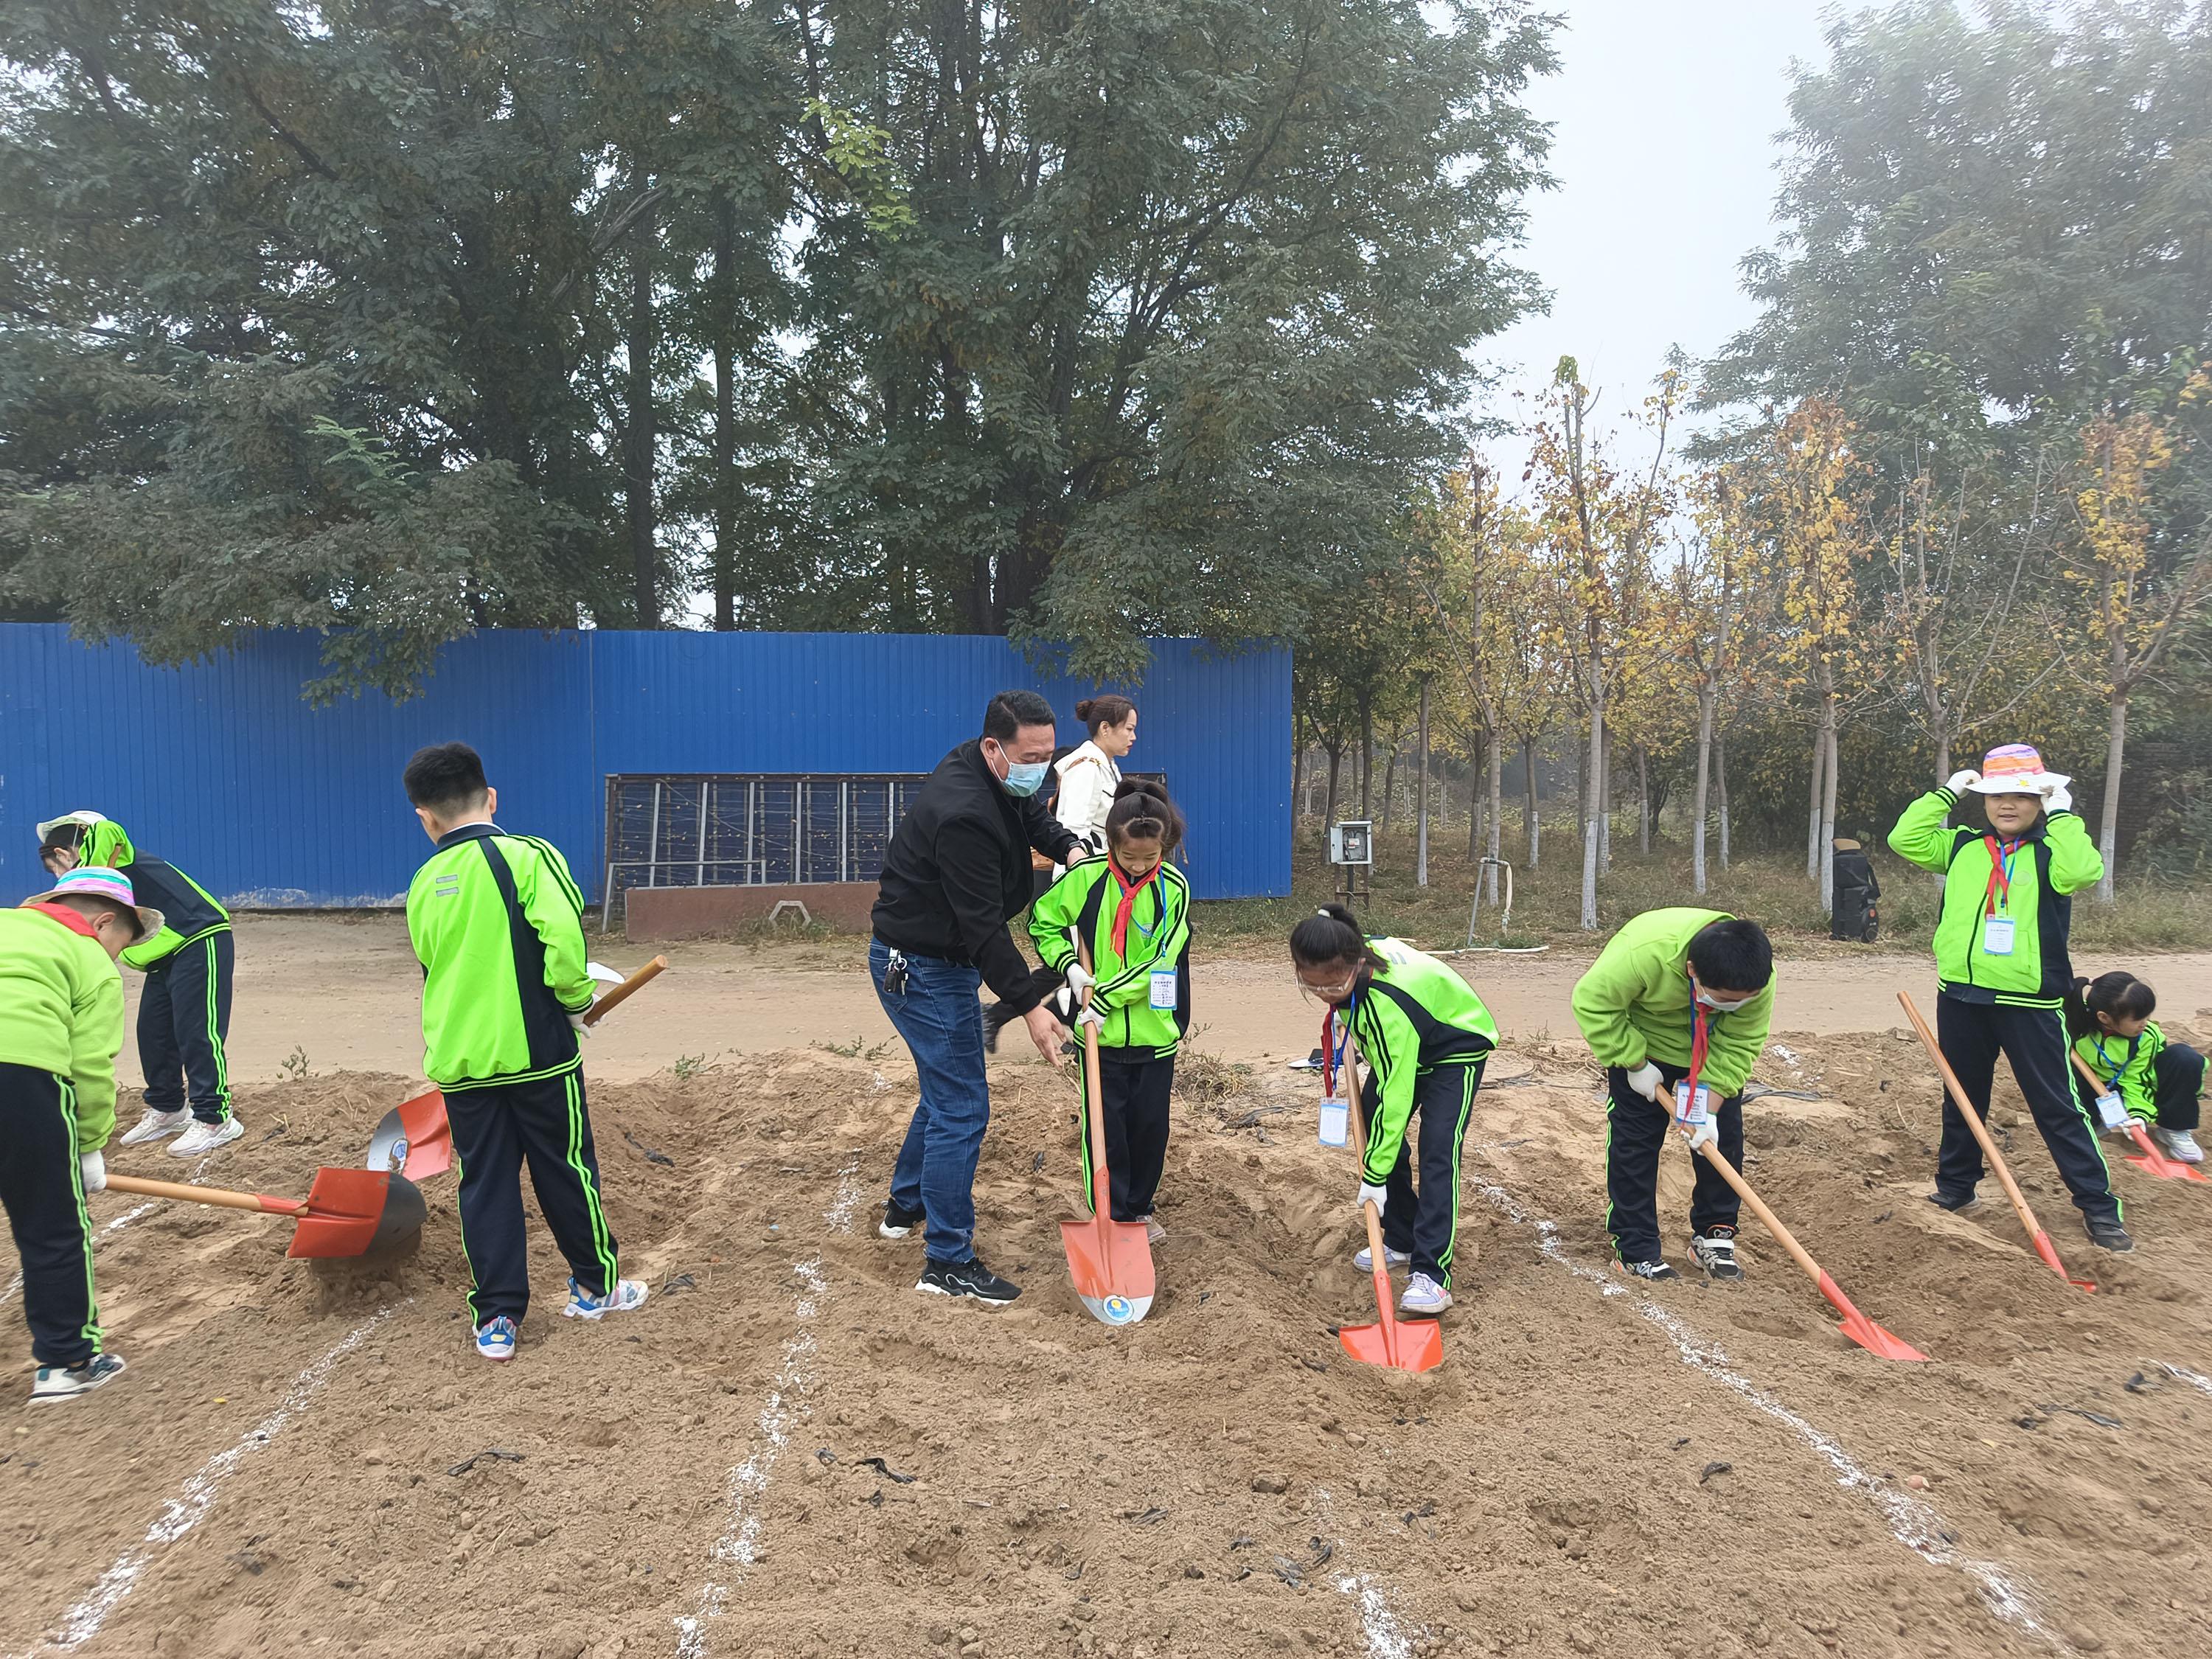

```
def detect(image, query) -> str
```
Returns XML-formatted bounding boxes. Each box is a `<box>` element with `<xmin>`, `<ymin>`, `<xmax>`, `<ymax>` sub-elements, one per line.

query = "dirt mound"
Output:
<box><xmin>6</xmin><ymin>1032</ymin><xmax>2211</xmax><ymax>1658</ymax></box>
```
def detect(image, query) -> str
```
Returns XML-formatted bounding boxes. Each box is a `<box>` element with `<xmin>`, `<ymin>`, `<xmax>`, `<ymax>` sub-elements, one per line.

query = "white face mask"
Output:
<box><xmin>1697</xmin><ymin>991</ymin><xmax>1753</xmax><ymax>1012</ymax></box>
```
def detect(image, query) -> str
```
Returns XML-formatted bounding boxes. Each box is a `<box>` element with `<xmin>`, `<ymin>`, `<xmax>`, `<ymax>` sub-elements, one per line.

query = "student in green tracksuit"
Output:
<box><xmin>36</xmin><ymin>810</ymin><xmax>241</xmax><ymax>1158</ymax></box>
<box><xmin>1886</xmin><ymin>742</ymin><xmax>2127</xmax><ymax>1251</ymax></box>
<box><xmin>2065</xmin><ymin>970</ymin><xmax>2204</xmax><ymax>1164</ymax></box>
<box><xmin>403</xmin><ymin>742</ymin><xmax>647</xmax><ymax>1363</ymax></box>
<box><xmin>1030</xmin><ymin>780</ymin><xmax>1191</xmax><ymax>1242</ymax></box>
<box><xmin>1290</xmin><ymin>905</ymin><xmax>1498</xmax><ymax>1317</ymax></box>
<box><xmin>1</xmin><ymin>867</ymin><xmax>164</xmax><ymax>1402</ymax></box>
<box><xmin>1571</xmin><ymin>908</ymin><xmax>1775</xmax><ymax>1282</ymax></box>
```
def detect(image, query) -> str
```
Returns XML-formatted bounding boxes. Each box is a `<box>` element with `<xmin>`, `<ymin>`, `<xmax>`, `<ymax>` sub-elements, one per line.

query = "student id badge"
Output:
<box><xmin>1982</xmin><ymin>917</ymin><xmax>2017</xmax><ymax>956</ymax></box>
<box><xmin>1149</xmin><ymin>970</ymin><xmax>1178</xmax><ymax>1009</ymax></box>
<box><xmin>1677</xmin><ymin>1084</ymin><xmax>1713</xmax><ymax>1124</ymax></box>
<box><xmin>2093</xmin><ymin>1091</ymin><xmax>2129</xmax><ymax>1132</ymax></box>
<box><xmin>1318</xmin><ymin>1096</ymin><xmax>1351</xmax><ymax>1148</ymax></box>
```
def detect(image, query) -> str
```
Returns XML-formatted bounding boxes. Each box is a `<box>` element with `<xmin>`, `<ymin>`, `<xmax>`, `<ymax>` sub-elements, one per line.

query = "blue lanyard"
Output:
<box><xmin>1323</xmin><ymin>990</ymin><xmax>1362</xmax><ymax>1096</ymax></box>
<box><xmin>2090</xmin><ymin>1031</ymin><xmax>2139</xmax><ymax>1079</ymax></box>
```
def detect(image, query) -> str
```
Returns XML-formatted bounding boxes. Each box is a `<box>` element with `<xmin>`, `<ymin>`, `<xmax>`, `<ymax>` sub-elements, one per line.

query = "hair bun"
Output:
<box><xmin>1074</xmin><ymin>698</ymin><xmax>1097</xmax><ymax>721</ymax></box>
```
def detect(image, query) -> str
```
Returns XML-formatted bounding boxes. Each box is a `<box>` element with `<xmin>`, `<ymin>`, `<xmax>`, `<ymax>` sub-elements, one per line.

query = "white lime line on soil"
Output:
<box><xmin>2161</xmin><ymin>1363</ymin><xmax>2212</xmax><ymax>1397</ymax></box>
<box><xmin>18</xmin><ymin>1301</ymin><xmax>404</xmax><ymax>1656</ymax></box>
<box><xmin>673</xmin><ymin>1158</ymin><xmax>863</xmax><ymax>1659</ymax></box>
<box><xmin>1</xmin><ymin>1149</ymin><xmax>223</xmax><ymax>1309</ymax></box>
<box><xmin>1473</xmin><ymin>1179</ymin><xmax>2052</xmax><ymax>1644</ymax></box>
<box><xmin>1312</xmin><ymin>1490</ymin><xmax>1417</xmax><ymax>1659</ymax></box>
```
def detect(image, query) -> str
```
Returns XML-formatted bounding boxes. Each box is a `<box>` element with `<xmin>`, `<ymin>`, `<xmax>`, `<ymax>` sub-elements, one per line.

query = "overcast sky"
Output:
<box><xmin>1476</xmin><ymin>0</ymin><xmax>1838</xmax><ymax>428</ymax></box>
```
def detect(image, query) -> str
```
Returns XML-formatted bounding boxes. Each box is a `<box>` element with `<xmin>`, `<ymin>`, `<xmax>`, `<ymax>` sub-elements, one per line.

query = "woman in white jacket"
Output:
<box><xmin>1054</xmin><ymin>695</ymin><xmax>1138</xmax><ymax>858</ymax></box>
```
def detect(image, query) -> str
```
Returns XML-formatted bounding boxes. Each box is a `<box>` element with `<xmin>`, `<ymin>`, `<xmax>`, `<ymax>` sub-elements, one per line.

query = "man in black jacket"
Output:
<box><xmin>872</xmin><ymin>689</ymin><xmax>1087</xmax><ymax>1304</ymax></box>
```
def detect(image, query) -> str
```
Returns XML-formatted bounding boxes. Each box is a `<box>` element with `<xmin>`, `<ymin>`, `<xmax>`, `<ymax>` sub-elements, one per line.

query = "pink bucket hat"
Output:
<box><xmin>26</xmin><ymin>866</ymin><xmax>164</xmax><ymax>941</ymax></box>
<box><xmin>1968</xmin><ymin>743</ymin><xmax>2069</xmax><ymax>797</ymax></box>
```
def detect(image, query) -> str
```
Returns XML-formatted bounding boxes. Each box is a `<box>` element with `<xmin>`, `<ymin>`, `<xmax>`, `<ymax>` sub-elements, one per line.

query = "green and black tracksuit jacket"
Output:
<box><xmin>66</xmin><ymin>818</ymin><xmax>229</xmax><ymax>971</ymax></box>
<box><xmin>1029</xmin><ymin>858</ymin><xmax>1193</xmax><ymax>1060</ymax></box>
<box><xmin>2073</xmin><ymin>1022</ymin><xmax>2203</xmax><ymax>1132</ymax></box>
<box><xmin>1885</xmin><ymin>787</ymin><xmax>2104</xmax><ymax>1009</ymax></box>
<box><xmin>1340</xmin><ymin>939</ymin><xmax>1500</xmax><ymax>1184</ymax></box>
<box><xmin>406</xmin><ymin>824</ymin><xmax>595</xmax><ymax>1091</ymax></box>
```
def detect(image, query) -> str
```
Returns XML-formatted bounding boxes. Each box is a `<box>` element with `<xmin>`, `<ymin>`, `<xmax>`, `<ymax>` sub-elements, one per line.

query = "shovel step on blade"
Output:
<box><xmin>1339</xmin><ymin>1318</ymin><xmax>1444</xmax><ymax>1373</ymax></box>
<box><xmin>1060</xmin><ymin>1217</ymin><xmax>1156</xmax><ymax>1326</ymax></box>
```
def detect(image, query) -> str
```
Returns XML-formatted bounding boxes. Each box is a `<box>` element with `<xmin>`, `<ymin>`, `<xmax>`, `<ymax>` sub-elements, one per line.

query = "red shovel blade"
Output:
<box><xmin>1814</xmin><ymin>1270</ymin><xmax>1930</xmax><ymax>1363</ymax></box>
<box><xmin>2124</xmin><ymin>1124</ymin><xmax>2208</xmax><ymax>1183</ymax></box>
<box><xmin>1339</xmin><ymin>1315</ymin><xmax>1444</xmax><ymax>1373</ymax></box>
<box><xmin>2029</xmin><ymin>1229</ymin><xmax>2096</xmax><ymax>1293</ymax></box>
<box><xmin>288</xmin><ymin>1168</ymin><xmax>427</xmax><ymax>1259</ymax></box>
<box><xmin>1060</xmin><ymin>1216</ymin><xmax>1155</xmax><ymax>1325</ymax></box>
<box><xmin>367</xmin><ymin>1090</ymin><xmax>453</xmax><ymax>1182</ymax></box>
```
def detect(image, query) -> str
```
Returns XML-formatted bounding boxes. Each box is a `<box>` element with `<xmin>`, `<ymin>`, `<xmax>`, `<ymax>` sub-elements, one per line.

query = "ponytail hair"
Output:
<box><xmin>1290</xmin><ymin>902</ymin><xmax>1387</xmax><ymax>971</ymax></box>
<box><xmin>1105</xmin><ymin>777</ymin><xmax>1184</xmax><ymax>854</ymax></box>
<box><xmin>2065</xmin><ymin>970</ymin><xmax>2156</xmax><ymax>1040</ymax></box>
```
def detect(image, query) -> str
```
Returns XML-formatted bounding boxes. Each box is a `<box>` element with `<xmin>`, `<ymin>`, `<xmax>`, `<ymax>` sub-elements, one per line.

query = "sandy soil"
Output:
<box><xmin>132</xmin><ymin>913</ymin><xmax>2212</xmax><ymax>1091</ymax></box>
<box><xmin>10</xmin><ymin>1012</ymin><xmax>2212</xmax><ymax>1658</ymax></box>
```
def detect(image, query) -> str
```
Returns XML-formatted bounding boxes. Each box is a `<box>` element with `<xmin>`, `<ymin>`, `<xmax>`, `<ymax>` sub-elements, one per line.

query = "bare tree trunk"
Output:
<box><xmin>1638</xmin><ymin>744</ymin><xmax>1651</xmax><ymax>855</ymax></box>
<box><xmin>1358</xmin><ymin>697</ymin><xmax>1374</xmax><ymax>819</ymax></box>
<box><xmin>1582</xmin><ymin>703</ymin><xmax>1603</xmax><ymax>931</ymax></box>
<box><xmin>1805</xmin><ymin>726</ymin><xmax>1827</xmax><ymax>879</ymax></box>
<box><xmin>1525</xmin><ymin>742</ymin><xmax>1540</xmax><ymax>872</ymax></box>
<box><xmin>1598</xmin><ymin>728</ymin><xmax>1614</xmax><ymax>874</ymax></box>
<box><xmin>1379</xmin><ymin>733</ymin><xmax>1402</xmax><ymax>839</ymax></box>
<box><xmin>1691</xmin><ymin>681</ymin><xmax>1716</xmax><ymax>895</ymax></box>
<box><xmin>1717</xmin><ymin>731</ymin><xmax>1732</xmax><ymax>870</ymax></box>
<box><xmin>1819</xmin><ymin>709</ymin><xmax>1840</xmax><ymax>917</ymax></box>
<box><xmin>1933</xmin><ymin>728</ymin><xmax>1952</xmax><ymax>784</ymax></box>
<box><xmin>1324</xmin><ymin>742</ymin><xmax>1343</xmax><ymax>832</ymax></box>
<box><xmin>1485</xmin><ymin>735</ymin><xmax>1503</xmax><ymax>903</ymax></box>
<box><xmin>1416</xmin><ymin>681</ymin><xmax>1431</xmax><ymax>888</ymax></box>
<box><xmin>2097</xmin><ymin>690</ymin><xmax>2126</xmax><ymax>904</ymax></box>
<box><xmin>625</xmin><ymin>183</ymin><xmax>659</xmax><ymax>626</ymax></box>
<box><xmin>1468</xmin><ymin>733</ymin><xmax>1484</xmax><ymax>860</ymax></box>
<box><xmin>709</xmin><ymin>190</ymin><xmax>737</xmax><ymax>630</ymax></box>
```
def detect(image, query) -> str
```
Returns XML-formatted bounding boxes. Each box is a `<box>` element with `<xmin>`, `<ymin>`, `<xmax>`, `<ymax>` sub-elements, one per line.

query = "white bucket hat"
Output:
<box><xmin>1967</xmin><ymin>743</ymin><xmax>2069</xmax><ymax>796</ymax></box>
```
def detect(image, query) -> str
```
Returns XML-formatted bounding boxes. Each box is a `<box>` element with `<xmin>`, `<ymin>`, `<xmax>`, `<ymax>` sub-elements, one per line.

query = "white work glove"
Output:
<box><xmin>1075</xmin><ymin>1000</ymin><xmax>1107</xmax><ymax>1031</ymax></box>
<box><xmin>1946</xmin><ymin>770</ymin><xmax>1980</xmax><ymax>793</ymax></box>
<box><xmin>80</xmin><ymin>1150</ymin><xmax>105</xmax><ymax>1193</ymax></box>
<box><xmin>2038</xmin><ymin>777</ymin><xmax>2073</xmax><ymax>813</ymax></box>
<box><xmin>1064</xmin><ymin>962</ymin><xmax>1095</xmax><ymax>1001</ymax></box>
<box><xmin>567</xmin><ymin>1003</ymin><xmax>594</xmax><ymax>1035</ymax></box>
<box><xmin>1624</xmin><ymin>1061</ymin><xmax>1664</xmax><ymax>1102</ymax></box>
<box><xmin>1357</xmin><ymin>1181</ymin><xmax>1388</xmax><ymax>1217</ymax></box>
<box><xmin>1682</xmin><ymin>1116</ymin><xmax>1719</xmax><ymax>1153</ymax></box>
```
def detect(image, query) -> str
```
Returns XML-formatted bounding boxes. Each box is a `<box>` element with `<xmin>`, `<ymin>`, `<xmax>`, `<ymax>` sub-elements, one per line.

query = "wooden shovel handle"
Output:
<box><xmin>582</xmin><ymin>956</ymin><xmax>668</xmax><ymax>1026</ymax></box>
<box><xmin>1897</xmin><ymin>992</ymin><xmax>2046</xmax><ymax>1241</ymax></box>
<box><xmin>1338</xmin><ymin>1018</ymin><xmax>1404</xmax><ymax>1351</ymax></box>
<box><xmin>1657</xmin><ymin>1085</ymin><xmax>1825</xmax><ymax>1289</ymax></box>
<box><xmin>105</xmin><ymin>1172</ymin><xmax>305</xmax><ymax>1217</ymax></box>
<box><xmin>1075</xmin><ymin>937</ymin><xmax>1113</xmax><ymax>1224</ymax></box>
<box><xmin>2068</xmin><ymin>1048</ymin><xmax>2112</xmax><ymax>1094</ymax></box>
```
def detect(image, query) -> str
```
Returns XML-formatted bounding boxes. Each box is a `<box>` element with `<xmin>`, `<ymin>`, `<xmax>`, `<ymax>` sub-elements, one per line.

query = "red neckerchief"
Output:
<box><xmin>1981</xmin><ymin>835</ymin><xmax>2020</xmax><ymax>916</ymax></box>
<box><xmin>1683</xmin><ymin>969</ymin><xmax>1711</xmax><ymax>1107</ymax></box>
<box><xmin>24</xmin><ymin>902</ymin><xmax>98</xmax><ymax>939</ymax></box>
<box><xmin>1107</xmin><ymin>857</ymin><xmax>1161</xmax><ymax>959</ymax></box>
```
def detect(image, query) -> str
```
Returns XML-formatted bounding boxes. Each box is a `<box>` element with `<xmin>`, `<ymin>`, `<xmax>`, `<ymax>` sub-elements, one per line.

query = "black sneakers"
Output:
<box><xmin>1690</xmin><ymin>1225</ymin><xmax>1744</xmax><ymax>1281</ymax></box>
<box><xmin>981</xmin><ymin>1000</ymin><xmax>1020</xmax><ymax>1054</ymax></box>
<box><xmin>2087</xmin><ymin>1217</ymin><xmax>2135</xmax><ymax>1253</ymax></box>
<box><xmin>879</xmin><ymin>1199</ymin><xmax>924</xmax><ymax>1240</ymax></box>
<box><xmin>916</xmin><ymin>1257</ymin><xmax>1022</xmax><ymax>1305</ymax></box>
<box><xmin>1925</xmin><ymin>1189</ymin><xmax>1980</xmax><ymax>1213</ymax></box>
<box><xmin>1620</xmin><ymin>1258</ymin><xmax>1678</xmax><ymax>1282</ymax></box>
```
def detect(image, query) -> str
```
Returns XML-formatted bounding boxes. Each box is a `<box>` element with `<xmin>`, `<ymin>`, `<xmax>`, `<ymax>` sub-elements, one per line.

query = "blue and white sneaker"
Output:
<box><xmin>563</xmin><ymin>1278</ymin><xmax>649</xmax><ymax>1321</ymax></box>
<box><xmin>474</xmin><ymin>1316</ymin><xmax>518</xmax><ymax>1362</ymax></box>
<box><xmin>30</xmin><ymin>1352</ymin><xmax>127</xmax><ymax>1402</ymax></box>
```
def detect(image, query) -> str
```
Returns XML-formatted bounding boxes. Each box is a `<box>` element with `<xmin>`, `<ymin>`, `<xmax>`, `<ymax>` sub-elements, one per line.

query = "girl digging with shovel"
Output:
<box><xmin>1291</xmin><ymin>905</ymin><xmax>1498</xmax><ymax>1317</ymax></box>
<box><xmin>2066</xmin><ymin>971</ymin><xmax>2205</xmax><ymax>1164</ymax></box>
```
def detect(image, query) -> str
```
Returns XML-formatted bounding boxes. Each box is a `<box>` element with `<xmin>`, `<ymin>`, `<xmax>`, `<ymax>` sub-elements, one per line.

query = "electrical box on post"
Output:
<box><xmin>1329</xmin><ymin>821</ymin><xmax>1373</xmax><ymax>866</ymax></box>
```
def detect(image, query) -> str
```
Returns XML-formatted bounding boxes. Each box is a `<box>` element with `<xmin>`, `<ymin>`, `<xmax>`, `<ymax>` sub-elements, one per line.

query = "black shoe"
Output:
<box><xmin>981</xmin><ymin>1000</ymin><xmax>1020</xmax><ymax>1054</ymax></box>
<box><xmin>916</xmin><ymin>1256</ymin><xmax>1022</xmax><ymax>1305</ymax></box>
<box><xmin>1620</xmin><ymin>1258</ymin><xmax>1677</xmax><ymax>1281</ymax></box>
<box><xmin>879</xmin><ymin>1199</ymin><xmax>925</xmax><ymax>1240</ymax></box>
<box><xmin>1690</xmin><ymin>1225</ymin><xmax>1744</xmax><ymax>1281</ymax></box>
<box><xmin>2087</xmin><ymin>1218</ymin><xmax>2135</xmax><ymax>1253</ymax></box>
<box><xmin>1925</xmin><ymin>1189</ymin><xmax>1980</xmax><ymax>1213</ymax></box>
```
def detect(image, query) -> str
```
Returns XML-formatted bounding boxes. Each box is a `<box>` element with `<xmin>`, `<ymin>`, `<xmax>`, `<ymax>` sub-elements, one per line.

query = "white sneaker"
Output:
<box><xmin>167</xmin><ymin>1117</ymin><xmax>243</xmax><ymax>1158</ymax></box>
<box><xmin>1399</xmin><ymin>1273</ymin><xmax>1452</xmax><ymax>1315</ymax></box>
<box><xmin>119</xmin><ymin>1107</ymin><xmax>190</xmax><ymax>1146</ymax></box>
<box><xmin>563</xmin><ymin>1277</ymin><xmax>649</xmax><ymax>1320</ymax></box>
<box><xmin>1353</xmin><ymin>1244</ymin><xmax>1412</xmax><ymax>1273</ymax></box>
<box><xmin>2154</xmin><ymin>1127</ymin><xmax>2204</xmax><ymax>1164</ymax></box>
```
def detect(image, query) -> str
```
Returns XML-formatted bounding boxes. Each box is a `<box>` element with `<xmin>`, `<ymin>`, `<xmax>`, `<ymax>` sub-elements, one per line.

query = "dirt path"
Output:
<box><xmin>10</xmin><ymin>1029</ymin><xmax>2212</xmax><ymax>1658</ymax></box>
<box><xmin>144</xmin><ymin>914</ymin><xmax>2212</xmax><ymax>1094</ymax></box>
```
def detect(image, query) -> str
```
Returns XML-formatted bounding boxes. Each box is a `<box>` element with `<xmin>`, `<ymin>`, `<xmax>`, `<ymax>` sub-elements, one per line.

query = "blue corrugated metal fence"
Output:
<box><xmin>0</xmin><ymin>627</ymin><xmax>1290</xmax><ymax>904</ymax></box>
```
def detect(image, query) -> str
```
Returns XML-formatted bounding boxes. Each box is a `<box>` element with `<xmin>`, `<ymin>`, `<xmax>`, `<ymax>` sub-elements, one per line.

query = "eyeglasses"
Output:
<box><xmin>1298</xmin><ymin>975</ymin><xmax>1360</xmax><ymax>1002</ymax></box>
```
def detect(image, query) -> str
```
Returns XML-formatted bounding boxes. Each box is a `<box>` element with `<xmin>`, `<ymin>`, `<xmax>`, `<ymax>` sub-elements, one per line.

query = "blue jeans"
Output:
<box><xmin>872</xmin><ymin>939</ymin><xmax>990</xmax><ymax>1263</ymax></box>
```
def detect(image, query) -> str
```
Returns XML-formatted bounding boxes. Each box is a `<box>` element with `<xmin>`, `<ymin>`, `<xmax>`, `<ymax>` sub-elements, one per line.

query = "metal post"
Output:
<box><xmin>698</xmin><ymin>779</ymin><xmax>709</xmax><ymax>888</ymax></box>
<box><xmin>647</xmin><ymin>782</ymin><xmax>662</xmax><ymax>891</ymax></box>
<box><xmin>745</xmin><ymin>779</ymin><xmax>757</xmax><ymax>884</ymax></box>
<box><xmin>839</xmin><ymin>780</ymin><xmax>850</xmax><ymax>883</ymax></box>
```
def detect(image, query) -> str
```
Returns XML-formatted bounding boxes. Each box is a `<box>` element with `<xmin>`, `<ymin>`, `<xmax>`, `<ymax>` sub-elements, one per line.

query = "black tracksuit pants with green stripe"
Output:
<box><xmin>1364</xmin><ymin>1060</ymin><xmax>1487</xmax><ymax>1289</ymax></box>
<box><xmin>0</xmin><ymin>1063</ymin><xmax>101</xmax><ymax>1368</ymax></box>
<box><xmin>448</xmin><ymin>1068</ymin><xmax>619</xmax><ymax>1324</ymax></box>
<box><xmin>139</xmin><ymin>929</ymin><xmax>232</xmax><ymax>1124</ymax></box>
<box><xmin>1938</xmin><ymin>994</ymin><xmax>2119</xmax><ymax>1225</ymax></box>
<box><xmin>1080</xmin><ymin>1054</ymin><xmax>1175</xmax><ymax>1222</ymax></box>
